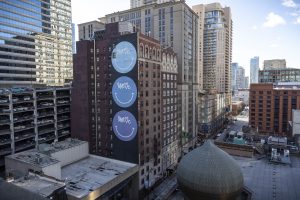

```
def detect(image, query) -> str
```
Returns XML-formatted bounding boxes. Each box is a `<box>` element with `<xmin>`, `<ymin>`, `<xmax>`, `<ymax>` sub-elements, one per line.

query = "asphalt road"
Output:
<box><xmin>224</xmin><ymin>111</ymin><xmax>249</xmax><ymax>134</ymax></box>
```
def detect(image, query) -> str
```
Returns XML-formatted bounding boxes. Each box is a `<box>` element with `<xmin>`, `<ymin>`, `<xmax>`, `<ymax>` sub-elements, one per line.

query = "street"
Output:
<box><xmin>225</xmin><ymin>110</ymin><xmax>249</xmax><ymax>134</ymax></box>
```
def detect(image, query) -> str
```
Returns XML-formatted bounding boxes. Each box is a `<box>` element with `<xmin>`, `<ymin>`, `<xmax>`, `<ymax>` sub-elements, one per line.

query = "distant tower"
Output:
<box><xmin>250</xmin><ymin>56</ymin><xmax>259</xmax><ymax>84</ymax></box>
<box><xmin>72</xmin><ymin>23</ymin><xmax>76</xmax><ymax>54</ymax></box>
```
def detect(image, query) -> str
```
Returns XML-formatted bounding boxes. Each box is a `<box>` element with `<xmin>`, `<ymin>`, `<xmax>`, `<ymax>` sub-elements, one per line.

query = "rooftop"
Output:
<box><xmin>61</xmin><ymin>155</ymin><xmax>138</xmax><ymax>199</ymax></box>
<box><xmin>11</xmin><ymin>173</ymin><xmax>65</xmax><ymax>198</ymax></box>
<box><xmin>6</xmin><ymin>150</ymin><xmax>60</xmax><ymax>168</ymax></box>
<box><xmin>170</xmin><ymin>156</ymin><xmax>300</xmax><ymax>200</ymax></box>
<box><xmin>38</xmin><ymin>138</ymin><xmax>87</xmax><ymax>154</ymax></box>
<box><xmin>0</xmin><ymin>180</ymin><xmax>48</xmax><ymax>200</ymax></box>
<box><xmin>235</xmin><ymin>156</ymin><xmax>300</xmax><ymax>200</ymax></box>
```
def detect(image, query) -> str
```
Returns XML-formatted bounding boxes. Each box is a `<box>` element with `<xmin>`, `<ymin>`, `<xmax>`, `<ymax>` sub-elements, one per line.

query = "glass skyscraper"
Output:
<box><xmin>250</xmin><ymin>56</ymin><xmax>259</xmax><ymax>84</ymax></box>
<box><xmin>0</xmin><ymin>0</ymin><xmax>72</xmax><ymax>86</ymax></box>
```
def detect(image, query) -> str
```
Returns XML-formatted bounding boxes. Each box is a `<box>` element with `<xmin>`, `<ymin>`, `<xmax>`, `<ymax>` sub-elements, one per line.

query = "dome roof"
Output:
<box><xmin>177</xmin><ymin>141</ymin><xmax>244</xmax><ymax>200</ymax></box>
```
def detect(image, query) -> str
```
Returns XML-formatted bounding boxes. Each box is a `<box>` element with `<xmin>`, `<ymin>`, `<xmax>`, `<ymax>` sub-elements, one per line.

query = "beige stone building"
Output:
<box><xmin>130</xmin><ymin>0</ymin><xmax>180</xmax><ymax>8</ymax></box>
<box><xmin>193</xmin><ymin>3</ymin><xmax>232</xmax><ymax>135</ymax></box>
<box><xmin>264</xmin><ymin>59</ymin><xmax>287</xmax><ymax>69</ymax></box>
<box><xmin>78</xmin><ymin>20</ymin><xmax>105</xmax><ymax>40</ymax></box>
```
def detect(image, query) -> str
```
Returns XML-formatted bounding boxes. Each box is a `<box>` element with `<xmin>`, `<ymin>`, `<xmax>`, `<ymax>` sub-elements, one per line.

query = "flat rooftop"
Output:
<box><xmin>38</xmin><ymin>138</ymin><xmax>87</xmax><ymax>154</ymax></box>
<box><xmin>61</xmin><ymin>155</ymin><xmax>138</xmax><ymax>199</ymax></box>
<box><xmin>6</xmin><ymin>150</ymin><xmax>60</xmax><ymax>168</ymax></box>
<box><xmin>11</xmin><ymin>174</ymin><xmax>65</xmax><ymax>198</ymax></box>
<box><xmin>169</xmin><ymin>156</ymin><xmax>300</xmax><ymax>200</ymax></box>
<box><xmin>234</xmin><ymin>156</ymin><xmax>300</xmax><ymax>200</ymax></box>
<box><xmin>0</xmin><ymin>180</ymin><xmax>48</xmax><ymax>200</ymax></box>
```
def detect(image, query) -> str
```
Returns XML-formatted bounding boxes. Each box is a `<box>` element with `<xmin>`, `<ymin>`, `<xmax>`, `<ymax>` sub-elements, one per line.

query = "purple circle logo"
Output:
<box><xmin>113</xmin><ymin>110</ymin><xmax>138</xmax><ymax>141</ymax></box>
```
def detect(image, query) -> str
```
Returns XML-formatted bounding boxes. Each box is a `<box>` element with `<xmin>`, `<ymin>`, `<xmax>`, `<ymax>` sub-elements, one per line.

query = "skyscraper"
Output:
<box><xmin>0</xmin><ymin>0</ymin><xmax>73</xmax><ymax>86</ymax></box>
<box><xmin>231</xmin><ymin>63</ymin><xmax>239</xmax><ymax>92</ymax></box>
<box><xmin>244</xmin><ymin>76</ymin><xmax>249</xmax><ymax>89</ymax></box>
<box><xmin>193</xmin><ymin>3</ymin><xmax>232</xmax><ymax>105</ymax></box>
<box><xmin>72</xmin><ymin>23</ymin><xmax>76</xmax><ymax>54</ymax></box>
<box><xmin>250</xmin><ymin>56</ymin><xmax>259</xmax><ymax>84</ymax></box>
<box><xmin>105</xmin><ymin>1</ymin><xmax>199</xmax><ymax>148</ymax></box>
<box><xmin>237</xmin><ymin>66</ymin><xmax>245</xmax><ymax>89</ymax></box>
<box><xmin>193</xmin><ymin>3</ymin><xmax>232</xmax><ymax>135</ymax></box>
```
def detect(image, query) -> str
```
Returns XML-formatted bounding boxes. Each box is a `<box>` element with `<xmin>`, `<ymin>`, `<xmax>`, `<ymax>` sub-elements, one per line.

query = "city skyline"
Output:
<box><xmin>72</xmin><ymin>0</ymin><xmax>300</xmax><ymax>76</ymax></box>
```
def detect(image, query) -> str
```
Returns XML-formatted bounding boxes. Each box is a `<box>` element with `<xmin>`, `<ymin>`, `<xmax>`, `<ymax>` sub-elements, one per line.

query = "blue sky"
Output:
<box><xmin>72</xmin><ymin>0</ymin><xmax>300</xmax><ymax>76</ymax></box>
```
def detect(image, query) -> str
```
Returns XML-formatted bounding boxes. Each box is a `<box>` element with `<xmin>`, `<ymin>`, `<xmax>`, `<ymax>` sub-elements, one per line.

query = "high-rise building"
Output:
<box><xmin>264</xmin><ymin>59</ymin><xmax>286</xmax><ymax>69</ymax></box>
<box><xmin>237</xmin><ymin>66</ymin><xmax>245</xmax><ymax>89</ymax></box>
<box><xmin>193</xmin><ymin>3</ymin><xmax>232</xmax><ymax>101</ymax></box>
<box><xmin>0</xmin><ymin>0</ymin><xmax>73</xmax><ymax>86</ymax></box>
<box><xmin>105</xmin><ymin>1</ymin><xmax>198</xmax><ymax>148</ymax></box>
<box><xmin>244</xmin><ymin>76</ymin><xmax>249</xmax><ymax>89</ymax></box>
<box><xmin>193</xmin><ymin>3</ymin><xmax>232</xmax><ymax>135</ymax></box>
<box><xmin>72</xmin><ymin>22</ymin><xmax>180</xmax><ymax>191</ymax></box>
<box><xmin>130</xmin><ymin>0</ymin><xmax>179</xmax><ymax>8</ymax></box>
<box><xmin>250</xmin><ymin>56</ymin><xmax>259</xmax><ymax>84</ymax></box>
<box><xmin>231</xmin><ymin>63</ymin><xmax>239</xmax><ymax>92</ymax></box>
<box><xmin>72</xmin><ymin>23</ymin><xmax>76</xmax><ymax>54</ymax></box>
<box><xmin>259</xmin><ymin>68</ymin><xmax>300</xmax><ymax>83</ymax></box>
<box><xmin>249</xmin><ymin>83</ymin><xmax>300</xmax><ymax>136</ymax></box>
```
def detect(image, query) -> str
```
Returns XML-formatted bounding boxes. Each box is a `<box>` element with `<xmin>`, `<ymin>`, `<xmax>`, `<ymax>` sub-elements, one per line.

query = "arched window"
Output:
<box><xmin>139</xmin><ymin>44</ymin><xmax>144</xmax><ymax>58</ymax></box>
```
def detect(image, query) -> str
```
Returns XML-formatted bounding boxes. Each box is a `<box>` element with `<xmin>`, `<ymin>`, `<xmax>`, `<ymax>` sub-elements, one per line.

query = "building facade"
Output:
<box><xmin>198</xmin><ymin>92</ymin><xmax>226</xmax><ymax>135</ymax></box>
<box><xmin>236</xmin><ymin>66</ymin><xmax>245</xmax><ymax>89</ymax></box>
<box><xmin>72</xmin><ymin>22</ymin><xmax>180</xmax><ymax>191</ymax></box>
<box><xmin>259</xmin><ymin>68</ymin><xmax>300</xmax><ymax>83</ymax></box>
<box><xmin>264</xmin><ymin>59</ymin><xmax>286</xmax><ymax>70</ymax></box>
<box><xmin>78</xmin><ymin>20</ymin><xmax>105</xmax><ymax>40</ymax></box>
<box><xmin>244</xmin><ymin>76</ymin><xmax>249</xmax><ymax>89</ymax></box>
<box><xmin>105</xmin><ymin>1</ymin><xmax>198</xmax><ymax>148</ymax></box>
<box><xmin>249</xmin><ymin>83</ymin><xmax>300</xmax><ymax>136</ymax></box>
<box><xmin>231</xmin><ymin>63</ymin><xmax>238</xmax><ymax>92</ymax></box>
<box><xmin>192</xmin><ymin>3</ymin><xmax>232</xmax><ymax>135</ymax></box>
<box><xmin>0</xmin><ymin>0</ymin><xmax>73</xmax><ymax>86</ymax></box>
<box><xmin>198</xmin><ymin>3</ymin><xmax>232</xmax><ymax>98</ymax></box>
<box><xmin>130</xmin><ymin>0</ymin><xmax>179</xmax><ymax>8</ymax></box>
<box><xmin>232</xmin><ymin>89</ymin><xmax>249</xmax><ymax>105</ymax></box>
<box><xmin>161</xmin><ymin>48</ymin><xmax>180</xmax><ymax>175</ymax></box>
<box><xmin>0</xmin><ymin>87</ymin><xmax>71</xmax><ymax>166</ymax></box>
<box><xmin>250</xmin><ymin>56</ymin><xmax>259</xmax><ymax>84</ymax></box>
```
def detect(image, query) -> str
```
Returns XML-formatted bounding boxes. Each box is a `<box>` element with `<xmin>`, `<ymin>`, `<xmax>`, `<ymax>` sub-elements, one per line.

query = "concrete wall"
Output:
<box><xmin>50</xmin><ymin>142</ymin><xmax>89</xmax><ymax>167</ymax></box>
<box><xmin>42</xmin><ymin>163</ymin><xmax>61</xmax><ymax>179</ymax></box>
<box><xmin>5</xmin><ymin>157</ymin><xmax>42</xmax><ymax>177</ymax></box>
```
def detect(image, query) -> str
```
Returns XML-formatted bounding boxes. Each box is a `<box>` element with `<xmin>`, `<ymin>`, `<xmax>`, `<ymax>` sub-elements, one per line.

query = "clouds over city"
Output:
<box><xmin>263</xmin><ymin>12</ymin><xmax>286</xmax><ymax>27</ymax></box>
<box><xmin>281</xmin><ymin>0</ymin><xmax>298</xmax><ymax>8</ymax></box>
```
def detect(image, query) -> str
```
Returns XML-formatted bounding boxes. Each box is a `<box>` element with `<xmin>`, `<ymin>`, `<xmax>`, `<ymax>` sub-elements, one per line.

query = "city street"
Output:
<box><xmin>225</xmin><ymin>111</ymin><xmax>249</xmax><ymax>134</ymax></box>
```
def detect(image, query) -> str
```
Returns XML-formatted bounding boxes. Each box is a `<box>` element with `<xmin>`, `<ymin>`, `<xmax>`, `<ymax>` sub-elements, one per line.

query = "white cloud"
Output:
<box><xmin>252</xmin><ymin>25</ymin><xmax>258</xmax><ymax>30</ymax></box>
<box><xmin>295</xmin><ymin>17</ymin><xmax>300</xmax><ymax>24</ymax></box>
<box><xmin>263</xmin><ymin>12</ymin><xmax>286</xmax><ymax>28</ymax></box>
<box><xmin>282</xmin><ymin>0</ymin><xmax>298</xmax><ymax>8</ymax></box>
<box><xmin>270</xmin><ymin>43</ymin><xmax>279</xmax><ymax>48</ymax></box>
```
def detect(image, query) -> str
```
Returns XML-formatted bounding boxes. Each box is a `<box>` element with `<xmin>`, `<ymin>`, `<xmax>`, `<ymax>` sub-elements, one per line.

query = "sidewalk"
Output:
<box><xmin>144</xmin><ymin>173</ymin><xmax>178</xmax><ymax>200</ymax></box>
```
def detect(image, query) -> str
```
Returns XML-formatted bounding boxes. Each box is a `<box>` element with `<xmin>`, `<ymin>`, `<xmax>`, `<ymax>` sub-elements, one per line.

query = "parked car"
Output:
<box><xmin>0</xmin><ymin>99</ymin><xmax>8</xmax><ymax>103</ymax></box>
<box><xmin>23</xmin><ymin>96</ymin><xmax>31</xmax><ymax>101</ymax></box>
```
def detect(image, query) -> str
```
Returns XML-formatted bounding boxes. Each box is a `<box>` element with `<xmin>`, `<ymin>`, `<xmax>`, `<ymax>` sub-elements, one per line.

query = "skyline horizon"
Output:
<box><xmin>72</xmin><ymin>0</ymin><xmax>300</xmax><ymax>76</ymax></box>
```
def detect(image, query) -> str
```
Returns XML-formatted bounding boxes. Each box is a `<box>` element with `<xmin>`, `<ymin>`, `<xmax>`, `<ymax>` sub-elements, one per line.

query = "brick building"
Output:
<box><xmin>249</xmin><ymin>83</ymin><xmax>300</xmax><ymax>136</ymax></box>
<box><xmin>72</xmin><ymin>22</ymin><xmax>179</xmax><ymax>191</ymax></box>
